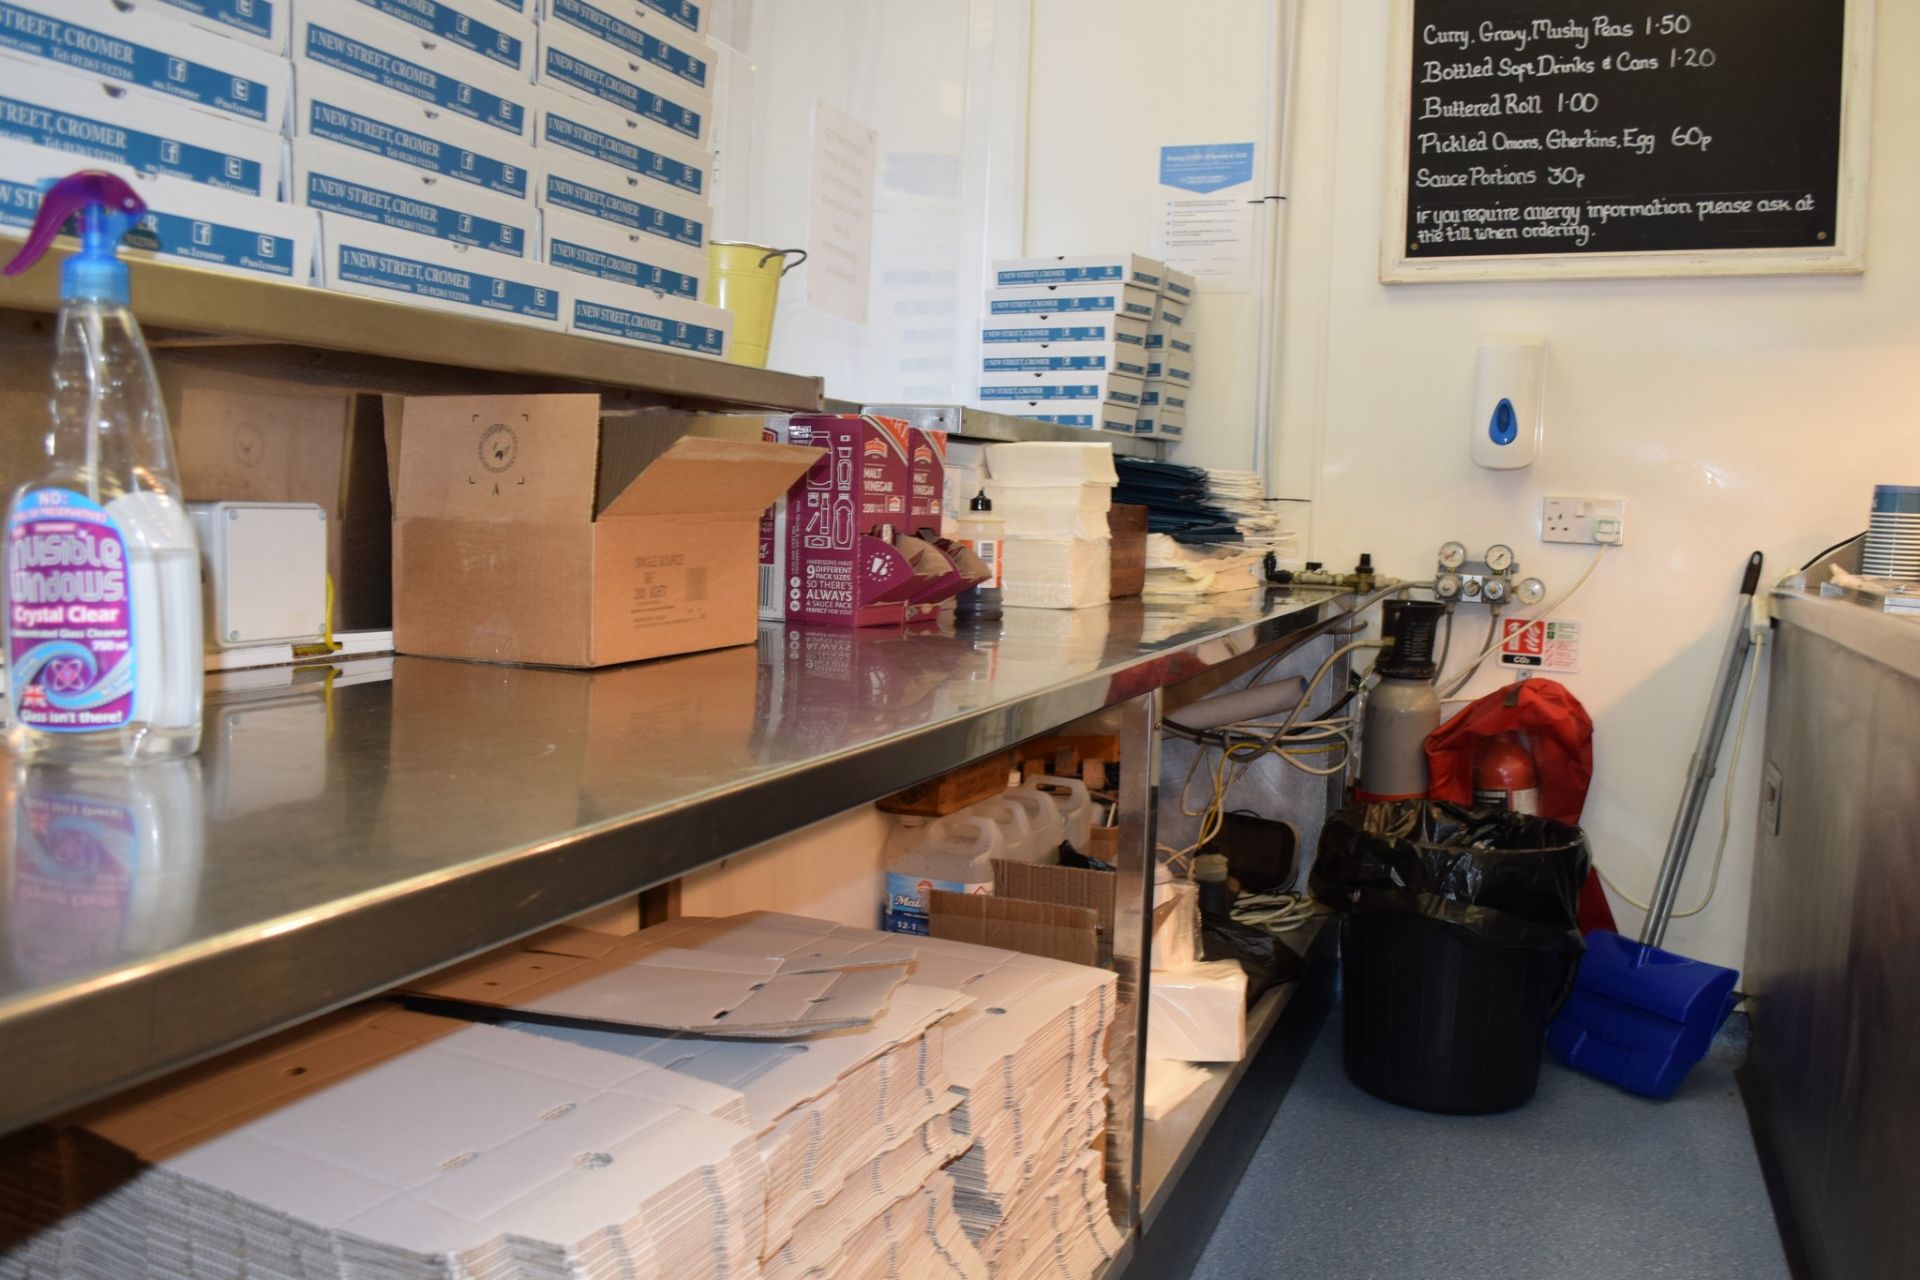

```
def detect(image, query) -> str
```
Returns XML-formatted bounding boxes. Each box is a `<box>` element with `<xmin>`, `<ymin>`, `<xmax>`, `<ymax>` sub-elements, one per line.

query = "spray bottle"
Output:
<box><xmin>3</xmin><ymin>172</ymin><xmax>203</xmax><ymax>763</ymax></box>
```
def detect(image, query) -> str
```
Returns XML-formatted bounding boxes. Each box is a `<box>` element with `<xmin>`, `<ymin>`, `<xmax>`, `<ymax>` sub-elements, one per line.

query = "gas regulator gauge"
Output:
<box><xmin>1438</xmin><ymin>540</ymin><xmax>1468</xmax><ymax>571</ymax></box>
<box><xmin>1515</xmin><ymin>577</ymin><xmax>1547</xmax><ymax>607</ymax></box>
<box><xmin>1435</xmin><ymin>573</ymin><xmax>1463</xmax><ymax>601</ymax></box>
<box><xmin>1485</xmin><ymin>543</ymin><xmax>1515</xmax><ymax>573</ymax></box>
<box><xmin>1482</xmin><ymin>576</ymin><xmax>1509</xmax><ymax>604</ymax></box>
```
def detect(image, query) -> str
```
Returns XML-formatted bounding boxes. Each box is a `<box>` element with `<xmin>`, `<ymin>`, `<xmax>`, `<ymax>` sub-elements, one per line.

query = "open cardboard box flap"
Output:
<box><xmin>397</xmin><ymin>395</ymin><xmax>603</xmax><ymax>524</ymax></box>
<box><xmin>603</xmin><ymin>435</ymin><xmax>819</xmax><ymax>519</ymax></box>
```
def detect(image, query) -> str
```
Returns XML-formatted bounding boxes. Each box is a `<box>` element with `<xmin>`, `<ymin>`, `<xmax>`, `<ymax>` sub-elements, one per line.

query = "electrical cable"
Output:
<box><xmin>1598</xmin><ymin>627</ymin><xmax>1766</xmax><ymax>918</ymax></box>
<box><xmin>1439</xmin><ymin>545</ymin><xmax>1612</xmax><ymax>698</ymax></box>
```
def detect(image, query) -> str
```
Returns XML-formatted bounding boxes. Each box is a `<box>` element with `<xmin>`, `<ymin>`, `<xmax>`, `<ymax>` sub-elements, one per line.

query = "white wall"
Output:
<box><xmin>712</xmin><ymin>0</ymin><xmax>1028</xmax><ymax>405</ymax></box>
<box><xmin>1273</xmin><ymin>0</ymin><xmax>1920</xmax><ymax>970</ymax></box>
<box><xmin>1025</xmin><ymin>0</ymin><xmax>1275</xmax><ymax>472</ymax></box>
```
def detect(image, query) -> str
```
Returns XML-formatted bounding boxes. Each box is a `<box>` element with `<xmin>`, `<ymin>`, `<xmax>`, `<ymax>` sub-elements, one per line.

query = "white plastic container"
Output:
<box><xmin>998</xmin><ymin>791</ymin><xmax>1064</xmax><ymax>863</ymax></box>
<box><xmin>1023</xmin><ymin>774</ymin><xmax>1093</xmax><ymax>853</ymax></box>
<box><xmin>966</xmin><ymin>795</ymin><xmax>1038</xmax><ymax>864</ymax></box>
<box><xmin>882</xmin><ymin>815</ymin><xmax>1003</xmax><ymax>936</ymax></box>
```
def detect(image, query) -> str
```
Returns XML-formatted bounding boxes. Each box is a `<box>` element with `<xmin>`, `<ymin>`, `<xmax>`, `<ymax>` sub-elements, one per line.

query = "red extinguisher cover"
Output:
<box><xmin>1426</xmin><ymin>679</ymin><xmax>1615</xmax><ymax>934</ymax></box>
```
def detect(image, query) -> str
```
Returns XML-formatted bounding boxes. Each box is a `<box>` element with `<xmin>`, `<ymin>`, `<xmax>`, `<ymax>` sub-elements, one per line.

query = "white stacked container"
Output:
<box><xmin>985</xmin><ymin>441</ymin><xmax>1119</xmax><ymax>611</ymax></box>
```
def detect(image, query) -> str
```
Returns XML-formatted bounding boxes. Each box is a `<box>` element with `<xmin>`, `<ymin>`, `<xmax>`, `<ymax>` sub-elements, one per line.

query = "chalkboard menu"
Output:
<box><xmin>1384</xmin><ymin>0</ymin><xmax>1868</xmax><ymax>280</ymax></box>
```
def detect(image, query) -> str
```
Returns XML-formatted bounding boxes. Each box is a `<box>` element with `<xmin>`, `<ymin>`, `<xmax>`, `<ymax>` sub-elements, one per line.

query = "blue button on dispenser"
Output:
<box><xmin>1489</xmin><ymin>397</ymin><xmax>1519</xmax><ymax>446</ymax></box>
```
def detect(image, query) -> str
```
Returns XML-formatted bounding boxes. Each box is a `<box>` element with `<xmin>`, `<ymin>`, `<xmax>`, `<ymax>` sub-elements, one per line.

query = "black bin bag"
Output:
<box><xmin>1311</xmin><ymin>802</ymin><xmax>1592</xmax><ymax>1114</ymax></box>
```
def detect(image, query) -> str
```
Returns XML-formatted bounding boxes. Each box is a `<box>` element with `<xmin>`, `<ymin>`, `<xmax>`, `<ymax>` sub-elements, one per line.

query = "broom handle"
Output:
<box><xmin>1640</xmin><ymin>551</ymin><xmax>1764</xmax><ymax>948</ymax></box>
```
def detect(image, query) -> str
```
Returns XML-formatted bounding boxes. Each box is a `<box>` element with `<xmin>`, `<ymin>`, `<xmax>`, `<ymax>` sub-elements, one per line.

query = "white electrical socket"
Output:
<box><xmin>1542</xmin><ymin>496</ymin><xmax>1628</xmax><ymax>545</ymax></box>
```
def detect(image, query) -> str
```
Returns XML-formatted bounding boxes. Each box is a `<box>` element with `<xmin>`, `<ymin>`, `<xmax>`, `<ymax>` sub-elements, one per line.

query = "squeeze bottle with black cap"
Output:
<box><xmin>953</xmin><ymin>489</ymin><xmax>1003</xmax><ymax>620</ymax></box>
<box><xmin>3</xmin><ymin>171</ymin><xmax>203</xmax><ymax>763</ymax></box>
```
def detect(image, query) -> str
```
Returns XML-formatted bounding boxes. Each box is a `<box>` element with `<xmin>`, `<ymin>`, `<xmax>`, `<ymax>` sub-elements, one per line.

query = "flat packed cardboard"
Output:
<box><xmin>927</xmin><ymin>891</ymin><xmax>1099</xmax><ymax>968</ymax></box>
<box><xmin>392</xmin><ymin>394</ymin><xmax>818</xmax><ymax>667</ymax></box>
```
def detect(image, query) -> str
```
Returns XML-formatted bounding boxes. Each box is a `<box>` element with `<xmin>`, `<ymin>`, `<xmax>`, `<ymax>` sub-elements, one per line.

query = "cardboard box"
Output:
<box><xmin>146</xmin><ymin>0</ymin><xmax>288</xmax><ymax>54</ymax></box>
<box><xmin>876</xmin><ymin>751</ymin><xmax>1015</xmax><ymax>817</ymax></box>
<box><xmin>535</xmin><ymin>146</ymin><xmax>711</xmax><ymax>249</ymax></box>
<box><xmin>929</xmin><ymin>891</ymin><xmax>1099</xmax><ymax>968</ymax></box>
<box><xmin>909</xmin><ymin>426</ymin><xmax>946</xmax><ymax>538</ymax></box>
<box><xmin>980</xmin><ymin>340</ymin><xmax>1150</xmax><ymax>381</ymax></box>
<box><xmin>545</xmin><ymin>0</ymin><xmax>709</xmax><ymax>38</ymax></box>
<box><xmin>1136</xmin><ymin>405</ymin><xmax>1186</xmax><ymax>440</ymax></box>
<box><xmin>1144</xmin><ymin>318</ymin><xmax>1194</xmax><ymax>353</ymax></box>
<box><xmin>0</xmin><ymin>140</ymin><xmax>315</xmax><ymax>284</ymax></box>
<box><xmin>293</xmin><ymin>137</ymin><xmax>535</xmax><ymax>259</ymax></box>
<box><xmin>990</xmin><ymin>252</ymin><xmax>1165</xmax><ymax>292</ymax></box>
<box><xmin>763</xmin><ymin>415</ymin><xmax>969</xmax><ymax>628</ymax></box>
<box><xmin>294</xmin><ymin>2</ymin><xmax>533</xmax><ymax>143</ymax></box>
<box><xmin>392</xmin><ymin>394</ymin><xmax>819</xmax><ymax>667</ymax></box>
<box><xmin>536</xmin><ymin>0</ymin><xmax>712</xmax><ymax>92</ymax></box>
<box><xmin>542</xmin><ymin>205</ymin><xmax>707</xmax><ymax>296</ymax></box>
<box><xmin>0</xmin><ymin>61</ymin><xmax>284</xmax><ymax>200</ymax></box>
<box><xmin>565</xmin><ymin>275</ymin><xmax>731</xmax><ymax>358</ymax></box>
<box><xmin>317</xmin><ymin>212</ymin><xmax>566</xmax><ymax>329</ymax></box>
<box><xmin>1156</xmin><ymin>293</ymin><xmax>1188</xmax><ymax>327</ymax></box>
<box><xmin>328</xmin><ymin>0</ymin><xmax>536</xmax><ymax>77</ymax></box>
<box><xmin>979</xmin><ymin>312</ymin><xmax>1149</xmax><ymax>351</ymax></box>
<box><xmin>295</xmin><ymin>62</ymin><xmax>537</xmax><ymax>202</ymax></box>
<box><xmin>1162</xmin><ymin>266</ymin><xmax>1195</xmax><ymax>302</ymax></box>
<box><xmin>1001</xmin><ymin>406</ymin><xmax>1138</xmax><ymax>435</ymax></box>
<box><xmin>171</xmin><ymin>367</ymin><xmax>392</xmax><ymax>633</ymax></box>
<box><xmin>1140</xmin><ymin>381</ymin><xmax>1188</xmax><ymax>411</ymax></box>
<box><xmin>535</xmin><ymin>21</ymin><xmax>712</xmax><ymax>145</ymax></box>
<box><xmin>0</xmin><ymin>0</ymin><xmax>290</xmax><ymax>130</ymax></box>
<box><xmin>1146</xmin><ymin>347</ymin><xmax>1195</xmax><ymax>385</ymax></box>
<box><xmin>985</xmin><ymin>281</ymin><xmax>1157</xmax><ymax>324</ymax></box>
<box><xmin>978</xmin><ymin>369</ymin><xmax>1146</xmax><ymax>408</ymax></box>
<box><xmin>534</xmin><ymin>86</ymin><xmax>710</xmax><ymax>201</ymax></box>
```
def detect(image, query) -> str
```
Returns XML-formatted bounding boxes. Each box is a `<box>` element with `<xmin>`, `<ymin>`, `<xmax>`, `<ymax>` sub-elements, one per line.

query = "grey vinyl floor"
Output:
<box><xmin>1188</xmin><ymin>1013</ymin><xmax>1790</xmax><ymax>1280</ymax></box>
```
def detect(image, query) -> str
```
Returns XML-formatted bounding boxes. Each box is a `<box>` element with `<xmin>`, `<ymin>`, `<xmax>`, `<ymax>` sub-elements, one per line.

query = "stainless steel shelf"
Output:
<box><xmin>0</xmin><ymin>591</ymin><xmax>1343</xmax><ymax>1133</ymax></box>
<box><xmin>1138</xmin><ymin>915</ymin><xmax>1328</xmax><ymax>1230</ymax></box>
<box><xmin>861</xmin><ymin>403</ymin><xmax>1168</xmax><ymax>459</ymax></box>
<box><xmin>0</xmin><ymin>254</ymin><xmax>823</xmax><ymax>412</ymax></box>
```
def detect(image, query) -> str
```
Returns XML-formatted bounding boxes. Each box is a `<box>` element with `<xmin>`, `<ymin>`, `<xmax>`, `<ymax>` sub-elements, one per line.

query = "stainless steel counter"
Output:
<box><xmin>0</xmin><ymin>590</ymin><xmax>1343</xmax><ymax>1133</ymax></box>
<box><xmin>1747</xmin><ymin>586</ymin><xmax>1920</xmax><ymax>1276</ymax></box>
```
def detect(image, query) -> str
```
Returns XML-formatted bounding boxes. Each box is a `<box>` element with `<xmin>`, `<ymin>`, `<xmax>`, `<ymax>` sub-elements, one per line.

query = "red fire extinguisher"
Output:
<box><xmin>1472</xmin><ymin>732</ymin><xmax>1539</xmax><ymax>814</ymax></box>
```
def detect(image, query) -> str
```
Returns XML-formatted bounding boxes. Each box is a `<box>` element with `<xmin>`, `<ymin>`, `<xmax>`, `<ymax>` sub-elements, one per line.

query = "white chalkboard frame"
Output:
<box><xmin>1380</xmin><ymin>0</ymin><xmax>1875</xmax><ymax>283</ymax></box>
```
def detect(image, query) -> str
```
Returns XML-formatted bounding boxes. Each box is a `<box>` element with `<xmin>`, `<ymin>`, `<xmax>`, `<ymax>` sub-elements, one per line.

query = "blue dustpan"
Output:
<box><xmin>1547</xmin><ymin>930</ymin><xmax>1738</xmax><ymax>1099</ymax></box>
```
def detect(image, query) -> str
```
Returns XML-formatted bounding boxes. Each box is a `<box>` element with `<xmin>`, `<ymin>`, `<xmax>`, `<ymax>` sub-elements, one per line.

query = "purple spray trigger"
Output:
<box><xmin>3</xmin><ymin>171</ymin><xmax>146</xmax><ymax>277</ymax></box>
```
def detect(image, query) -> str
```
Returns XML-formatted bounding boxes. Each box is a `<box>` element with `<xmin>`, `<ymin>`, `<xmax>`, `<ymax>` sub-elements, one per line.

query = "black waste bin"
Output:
<box><xmin>1311</xmin><ymin>802</ymin><xmax>1591</xmax><ymax>1114</ymax></box>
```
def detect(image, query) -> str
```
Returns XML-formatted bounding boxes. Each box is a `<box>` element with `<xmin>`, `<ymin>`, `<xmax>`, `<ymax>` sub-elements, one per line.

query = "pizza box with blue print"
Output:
<box><xmin>294</xmin><ymin>63</ymin><xmax>539</xmax><ymax>202</ymax></box>
<box><xmin>0</xmin><ymin>139</ymin><xmax>315</xmax><ymax>284</ymax></box>
<box><xmin>293</xmin><ymin>137</ymin><xmax>537</xmax><ymax>259</ymax></box>
<box><xmin>540</xmin><ymin>206</ymin><xmax>708</xmax><ymax>299</ymax></box>
<box><xmin>293</xmin><ymin>0</ymin><xmax>536</xmax><ymax>143</ymax></box>
<box><xmin>533</xmin><ymin>87</ymin><xmax>712</xmax><ymax>202</ymax></box>
<box><xmin>984</xmin><ymin>280</ymin><xmax>1158</xmax><ymax>324</ymax></box>
<box><xmin>0</xmin><ymin>60</ymin><xmax>286</xmax><ymax>200</ymax></box>
<box><xmin>317</xmin><ymin>212</ymin><xmax>566</xmax><ymax>329</ymax></box>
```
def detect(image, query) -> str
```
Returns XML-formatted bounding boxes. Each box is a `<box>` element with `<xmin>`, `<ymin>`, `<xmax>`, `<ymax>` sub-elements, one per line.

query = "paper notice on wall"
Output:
<box><xmin>1150</xmin><ymin>142</ymin><xmax>1258</xmax><ymax>293</ymax></box>
<box><xmin>1499</xmin><ymin>618</ymin><xmax>1582</xmax><ymax>673</ymax></box>
<box><xmin>807</xmin><ymin>100</ymin><xmax>876</xmax><ymax>323</ymax></box>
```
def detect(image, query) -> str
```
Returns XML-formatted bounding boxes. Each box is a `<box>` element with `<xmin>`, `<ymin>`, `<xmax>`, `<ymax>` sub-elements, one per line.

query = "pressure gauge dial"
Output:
<box><xmin>1482</xmin><ymin>576</ymin><xmax>1510</xmax><ymax>604</ymax></box>
<box><xmin>1438</xmin><ymin>541</ymin><xmax>1468</xmax><ymax>571</ymax></box>
<box><xmin>1435</xmin><ymin>573</ymin><xmax>1463</xmax><ymax>601</ymax></box>
<box><xmin>1515</xmin><ymin>577</ymin><xmax>1547</xmax><ymax>607</ymax></box>
<box><xmin>1485</xmin><ymin>543</ymin><xmax>1515</xmax><ymax>573</ymax></box>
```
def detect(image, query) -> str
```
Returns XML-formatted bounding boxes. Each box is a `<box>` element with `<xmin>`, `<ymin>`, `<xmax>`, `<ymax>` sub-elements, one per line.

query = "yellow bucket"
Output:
<box><xmin>705</xmin><ymin>242</ymin><xmax>806</xmax><ymax>368</ymax></box>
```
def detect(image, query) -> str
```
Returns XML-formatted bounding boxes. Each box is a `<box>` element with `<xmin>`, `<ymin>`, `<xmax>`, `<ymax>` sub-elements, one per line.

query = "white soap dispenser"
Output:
<box><xmin>1470</xmin><ymin>337</ymin><xmax>1546</xmax><ymax>470</ymax></box>
<box><xmin>3</xmin><ymin>171</ymin><xmax>203</xmax><ymax>763</ymax></box>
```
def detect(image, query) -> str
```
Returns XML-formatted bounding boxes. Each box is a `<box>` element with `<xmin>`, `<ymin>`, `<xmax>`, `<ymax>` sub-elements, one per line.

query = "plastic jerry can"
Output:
<box><xmin>883</xmin><ymin>816</ymin><xmax>1003</xmax><ymax>936</ymax></box>
<box><xmin>966</xmin><ymin>795</ymin><xmax>1038</xmax><ymax>864</ymax></box>
<box><xmin>1022</xmin><ymin>775</ymin><xmax>1093</xmax><ymax>852</ymax></box>
<box><xmin>998</xmin><ymin>791</ymin><xmax>1064</xmax><ymax>863</ymax></box>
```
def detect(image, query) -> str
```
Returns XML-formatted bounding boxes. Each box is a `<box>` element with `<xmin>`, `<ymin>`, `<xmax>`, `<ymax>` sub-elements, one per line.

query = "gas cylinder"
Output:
<box><xmin>1472</xmin><ymin>732</ymin><xmax>1539</xmax><ymax>814</ymax></box>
